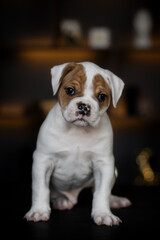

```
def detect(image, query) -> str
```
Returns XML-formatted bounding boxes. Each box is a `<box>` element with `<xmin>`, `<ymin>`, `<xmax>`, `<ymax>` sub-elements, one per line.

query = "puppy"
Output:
<box><xmin>25</xmin><ymin>62</ymin><xmax>131</xmax><ymax>226</ymax></box>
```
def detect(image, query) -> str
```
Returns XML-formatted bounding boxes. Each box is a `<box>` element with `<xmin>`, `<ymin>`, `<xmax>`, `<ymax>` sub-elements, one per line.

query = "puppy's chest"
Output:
<box><xmin>52</xmin><ymin>146</ymin><xmax>94</xmax><ymax>190</ymax></box>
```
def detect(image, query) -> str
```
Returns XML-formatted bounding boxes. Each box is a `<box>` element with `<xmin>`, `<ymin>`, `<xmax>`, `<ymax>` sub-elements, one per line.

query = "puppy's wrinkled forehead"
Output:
<box><xmin>81</xmin><ymin>62</ymin><xmax>106</xmax><ymax>86</ymax></box>
<box><xmin>61</xmin><ymin>63</ymin><xmax>86</xmax><ymax>87</ymax></box>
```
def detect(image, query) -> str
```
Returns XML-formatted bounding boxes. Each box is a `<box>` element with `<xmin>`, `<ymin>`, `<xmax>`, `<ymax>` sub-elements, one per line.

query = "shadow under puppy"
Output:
<box><xmin>25</xmin><ymin>62</ymin><xmax>131</xmax><ymax>226</ymax></box>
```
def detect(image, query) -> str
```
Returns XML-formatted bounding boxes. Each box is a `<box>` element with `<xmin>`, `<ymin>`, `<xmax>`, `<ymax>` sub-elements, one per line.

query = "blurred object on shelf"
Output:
<box><xmin>133</xmin><ymin>9</ymin><xmax>153</xmax><ymax>49</ymax></box>
<box><xmin>88</xmin><ymin>27</ymin><xmax>111</xmax><ymax>49</ymax></box>
<box><xmin>135</xmin><ymin>148</ymin><xmax>160</xmax><ymax>186</ymax></box>
<box><xmin>60</xmin><ymin>19</ymin><xmax>83</xmax><ymax>46</ymax></box>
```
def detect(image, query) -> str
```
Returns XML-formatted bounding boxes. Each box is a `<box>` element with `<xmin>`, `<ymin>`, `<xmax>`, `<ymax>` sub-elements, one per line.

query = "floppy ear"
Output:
<box><xmin>104</xmin><ymin>70</ymin><xmax>125</xmax><ymax>108</ymax></box>
<box><xmin>51</xmin><ymin>63</ymin><xmax>69</xmax><ymax>95</ymax></box>
<box><xmin>51</xmin><ymin>62</ymin><xmax>78</xmax><ymax>95</ymax></box>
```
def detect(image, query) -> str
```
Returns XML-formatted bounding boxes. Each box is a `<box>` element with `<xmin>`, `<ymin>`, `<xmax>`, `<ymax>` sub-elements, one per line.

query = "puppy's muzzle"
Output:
<box><xmin>77</xmin><ymin>102</ymin><xmax>91</xmax><ymax>116</ymax></box>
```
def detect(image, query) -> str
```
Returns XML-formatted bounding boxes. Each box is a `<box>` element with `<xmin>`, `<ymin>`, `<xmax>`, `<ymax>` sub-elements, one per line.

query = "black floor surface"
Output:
<box><xmin>1</xmin><ymin>181</ymin><xmax>160</xmax><ymax>240</ymax></box>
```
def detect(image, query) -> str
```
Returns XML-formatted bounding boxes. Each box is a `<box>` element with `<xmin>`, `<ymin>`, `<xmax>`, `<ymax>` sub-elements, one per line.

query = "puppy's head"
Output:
<box><xmin>51</xmin><ymin>62</ymin><xmax>124</xmax><ymax>127</ymax></box>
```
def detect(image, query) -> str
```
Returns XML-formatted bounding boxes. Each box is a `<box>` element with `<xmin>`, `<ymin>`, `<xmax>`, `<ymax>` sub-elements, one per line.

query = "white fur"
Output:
<box><xmin>24</xmin><ymin>62</ymin><xmax>131</xmax><ymax>226</ymax></box>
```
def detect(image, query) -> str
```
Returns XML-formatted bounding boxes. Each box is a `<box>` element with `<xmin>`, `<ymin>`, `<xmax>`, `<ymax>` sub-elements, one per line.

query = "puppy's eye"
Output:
<box><xmin>97</xmin><ymin>93</ymin><xmax>107</xmax><ymax>102</ymax></box>
<box><xmin>65</xmin><ymin>87</ymin><xmax>75</xmax><ymax>96</ymax></box>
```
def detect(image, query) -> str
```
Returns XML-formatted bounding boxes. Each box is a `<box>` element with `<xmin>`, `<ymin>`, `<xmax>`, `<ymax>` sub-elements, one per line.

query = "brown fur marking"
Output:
<box><xmin>93</xmin><ymin>74</ymin><xmax>111</xmax><ymax>109</ymax></box>
<box><xmin>58</xmin><ymin>63</ymin><xmax>86</xmax><ymax>110</ymax></box>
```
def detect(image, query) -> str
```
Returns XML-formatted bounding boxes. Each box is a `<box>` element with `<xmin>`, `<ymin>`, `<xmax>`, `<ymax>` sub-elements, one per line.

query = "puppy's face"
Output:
<box><xmin>57</xmin><ymin>63</ymin><xmax>111</xmax><ymax>127</ymax></box>
<box><xmin>51</xmin><ymin>62</ymin><xmax>124</xmax><ymax>127</ymax></box>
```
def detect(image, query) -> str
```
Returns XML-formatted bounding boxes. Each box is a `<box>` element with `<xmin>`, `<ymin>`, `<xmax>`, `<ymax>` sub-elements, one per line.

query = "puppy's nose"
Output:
<box><xmin>78</xmin><ymin>102</ymin><xmax>91</xmax><ymax>116</ymax></box>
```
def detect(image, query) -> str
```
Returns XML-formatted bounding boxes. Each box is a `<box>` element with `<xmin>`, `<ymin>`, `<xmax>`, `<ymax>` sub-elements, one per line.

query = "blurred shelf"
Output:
<box><xmin>0</xmin><ymin>114</ymin><xmax>159</xmax><ymax>131</ymax></box>
<box><xmin>0</xmin><ymin>116</ymin><xmax>39</xmax><ymax>129</ymax></box>
<box><xmin>2</xmin><ymin>46</ymin><xmax>160</xmax><ymax>64</ymax></box>
<box><xmin>17</xmin><ymin>48</ymin><xmax>102</xmax><ymax>63</ymax></box>
<box><xmin>124</xmin><ymin>49</ymin><xmax>160</xmax><ymax>63</ymax></box>
<box><xmin>0</xmin><ymin>103</ymin><xmax>43</xmax><ymax>130</ymax></box>
<box><xmin>111</xmin><ymin>117</ymin><xmax>160</xmax><ymax>131</ymax></box>
<box><xmin>0</xmin><ymin>101</ymin><xmax>159</xmax><ymax>130</ymax></box>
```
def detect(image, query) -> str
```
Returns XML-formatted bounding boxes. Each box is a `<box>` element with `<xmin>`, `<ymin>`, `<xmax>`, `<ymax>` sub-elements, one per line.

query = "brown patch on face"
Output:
<box><xmin>93</xmin><ymin>74</ymin><xmax>111</xmax><ymax>110</ymax></box>
<box><xmin>58</xmin><ymin>63</ymin><xmax>86</xmax><ymax>109</ymax></box>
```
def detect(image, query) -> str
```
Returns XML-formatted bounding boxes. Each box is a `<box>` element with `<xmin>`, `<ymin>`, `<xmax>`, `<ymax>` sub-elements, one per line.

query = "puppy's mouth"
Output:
<box><xmin>72</xmin><ymin>118</ymin><xmax>89</xmax><ymax>126</ymax></box>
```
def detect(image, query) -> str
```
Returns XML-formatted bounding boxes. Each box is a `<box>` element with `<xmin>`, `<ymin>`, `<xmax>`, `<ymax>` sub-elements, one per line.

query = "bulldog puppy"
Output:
<box><xmin>25</xmin><ymin>62</ymin><xmax>131</xmax><ymax>226</ymax></box>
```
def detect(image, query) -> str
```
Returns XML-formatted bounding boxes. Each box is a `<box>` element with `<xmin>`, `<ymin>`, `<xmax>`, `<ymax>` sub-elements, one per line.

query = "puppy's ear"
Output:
<box><xmin>51</xmin><ymin>63</ymin><xmax>69</xmax><ymax>95</ymax></box>
<box><xmin>51</xmin><ymin>63</ymin><xmax>76</xmax><ymax>95</ymax></box>
<box><xmin>104</xmin><ymin>70</ymin><xmax>124</xmax><ymax>108</ymax></box>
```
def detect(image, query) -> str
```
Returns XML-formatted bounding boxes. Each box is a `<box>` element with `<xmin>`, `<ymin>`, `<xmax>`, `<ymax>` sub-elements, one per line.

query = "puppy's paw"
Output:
<box><xmin>92</xmin><ymin>211</ymin><xmax>122</xmax><ymax>226</ymax></box>
<box><xmin>110</xmin><ymin>195</ymin><xmax>132</xmax><ymax>209</ymax></box>
<box><xmin>24</xmin><ymin>207</ymin><xmax>51</xmax><ymax>222</ymax></box>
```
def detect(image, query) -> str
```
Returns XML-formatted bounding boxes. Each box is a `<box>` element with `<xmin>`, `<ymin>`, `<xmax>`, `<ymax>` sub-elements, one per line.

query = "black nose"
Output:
<box><xmin>78</xmin><ymin>102</ymin><xmax>91</xmax><ymax>116</ymax></box>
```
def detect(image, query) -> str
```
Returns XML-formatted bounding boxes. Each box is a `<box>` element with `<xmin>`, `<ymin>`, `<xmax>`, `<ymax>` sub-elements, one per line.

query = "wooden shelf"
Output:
<box><xmin>0</xmin><ymin>102</ymin><xmax>159</xmax><ymax>130</ymax></box>
<box><xmin>0</xmin><ymin>116</ymin><xmax>37</xmax><ymax>129</ymax></box>
<box><xmin>3</xmin><ymin>47</ymin><xmax>160</xmax><ymax>65</ymax></box>
<box><xmin>0</xmin><ymin>114</ymin><xmax>159</xmax><ymax>131</ymax></box>
<box><xmin>124</xmin><ymin>49</ymin><xmax>160</xmax><ymax>63</ymax></box>
<box><xmin>111</xmin><ymin>117</ymin><xmax>160</xmax><ymax>131</ymax></box>
<box><xmin>15</xmin><ymin>47</ymin><xmax>108</xmax><ymax>64</ymax></box>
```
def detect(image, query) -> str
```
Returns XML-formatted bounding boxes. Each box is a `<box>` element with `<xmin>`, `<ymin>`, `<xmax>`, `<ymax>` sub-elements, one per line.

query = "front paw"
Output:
<box><xmin>92</xmin><ymin>211</ymin><xmax>122</xmax><ymax>226</ymax></box>
<box><xmin>24</xmin><ymin>207</ymin><xmax>51</xmax><ymax>222</ymax></box>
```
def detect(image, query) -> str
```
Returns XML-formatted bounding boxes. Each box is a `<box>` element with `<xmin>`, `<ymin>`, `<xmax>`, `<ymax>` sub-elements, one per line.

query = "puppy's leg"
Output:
<box><xmin>92</xmin><ymin>164</ymin><xmax>131</xmax><ymax>210</ymax></box>
<box><xmin>91</xmin><ymin>156</ymin><xmax>122</xmax><ymax>226</ymax></box>
<box><xmin>51</xmin><ymin>188</ymin><xmax>82</xmax><ymax>210</ymax></box>
<box><xmin>52</xmin><ymin>196</ymin><xmax>74</xmax><ymax>210</ymax></box>
<box><xmin>51</xmin><ymin>191</ymin><xmax>74</xmax><ymax>210</ymax></box>
<box><xmin>24</xmin><ymin>151</ymin><xmax>54</xmax><ymax>222</ymax></box>
<box><xmin>110</xmin><ymin>168</ymin><xmax>132</xmax><ymax>209</ymax></box>
<box><xmin>110</xmin><ymin>195</ymin><xmax>132</xmax><ymax>209</ymax></box>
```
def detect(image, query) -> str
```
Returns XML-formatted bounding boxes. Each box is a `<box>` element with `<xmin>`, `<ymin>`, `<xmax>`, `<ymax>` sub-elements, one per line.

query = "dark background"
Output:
<box><xmin>1</xmin><ymin>0</ymin><xmax>160</xmax><ymax>239</ymax></box>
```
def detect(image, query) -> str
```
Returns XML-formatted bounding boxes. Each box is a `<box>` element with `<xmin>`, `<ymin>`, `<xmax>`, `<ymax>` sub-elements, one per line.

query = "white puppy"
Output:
<box><xmin>25</xmin><ymin>62</ymin><xmax>131</xmax><ymax>226</ymax></box>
